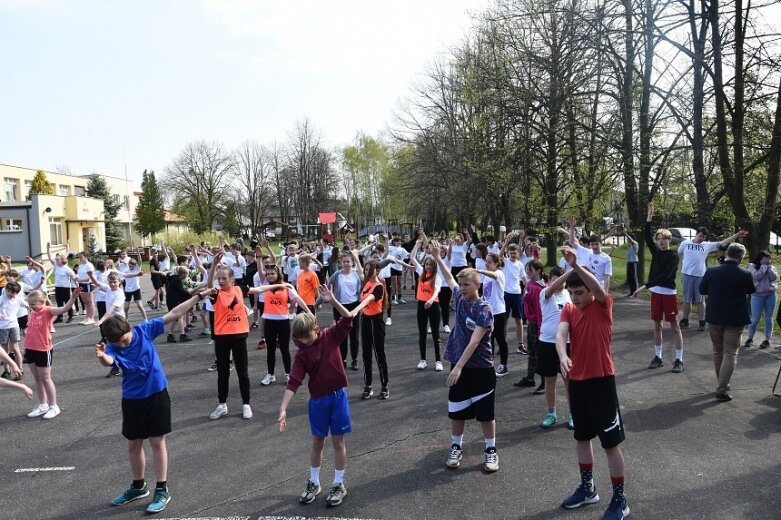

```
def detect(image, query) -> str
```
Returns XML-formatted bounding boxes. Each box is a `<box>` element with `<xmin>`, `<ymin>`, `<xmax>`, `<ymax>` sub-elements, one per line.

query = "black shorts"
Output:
<box><xmin>568</xmin><ymin>376</ymin><xmax>625</xmax><ymax>449</ymax></box>
<box><xmin>448</xmin><ymin>366</ymin><xmax>496</xmax><ymax>422</ymax></box>
<box><xmin>79</xmin><ymin>282</ymin><xmax>94</xmax><ymax>293</ymax></box>
<box><xmin>121</xmin><ymin>388</ymin><xmax>172</xmax><ymax>440</ymax></box>
<box><xmin>390</xmin><ymin>269</ymin><xmax>402</xmax><ymax>277</ymax></box>
<box><xmin>124</xmin><ymin>289</ymin><xmax>142</xmax><ymax>302</ymax></box>
<box><xmin>151</xmin><ymin>275</ymin><xmax>163</xmax><ymax>290</ymax></box>
<box><xmin>256</xmin><ymin>301</ymin><xmax>265</xmax><ymax>315</ymax></box>
<box><xmin>504</xmin><ymin>292</ymin><xmax>524</xmax><ymax>319</ymax></box>
<box><xmin>23</xmin><ymin>349</ymin><xmax>53</xmax><ymax>368</ymax></box>
<box><xmin>17</xmin><ymin>315</ymin><xmax>29</xmax><ymax>330</ymax></box>
<box><xmin>536</xmin><ymin>340</ymin><xmax>569</xmax><ymax>377</ymax></box>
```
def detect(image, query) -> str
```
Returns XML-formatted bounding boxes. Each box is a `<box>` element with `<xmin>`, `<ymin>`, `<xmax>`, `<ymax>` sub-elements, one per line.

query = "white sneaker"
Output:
<box><xmin>435</xmin><ymin>361</ymin><xmax>444</xmax><ymax>372</ymax></box>
<box><xmin>27</xmin><ymin>404</ymin><xmax>49</xmax><ymax>418</ymax></box>
<box><xmin>261</xmin><ymin>373</ymin><xmax>276</xmax><ymax>385</ymax></box>
<box><xmin>42</xmin><ymin>405</ymin><xmax>61</xmax><ymax>419</ymax></box>
<box><xmin>284</xmin><ymin>373</ymin><xmax>290</xmax><ymax>384</ymax></box>
<box><xmin>242</xmin><ymin>404</ymin><xmax>253</xmax><ymax>419</ymax></box>
<box><xmin>209</xmin><ymin>403</ymin><xmax>228</xmax><ymax>420</ymax></box>
<box><xmin>443</xmin><ymin>325</ymin><xmax>451</xmax><ymax>333</ymax></box>
<box><xmin>417</xmin><ymin>360</ymin><xmax>428</xmax><ymax>370</ymax></box>
<box><xmin>80</xmin><ymin>319</ymin><xmax>95</xmax><ymax>326</ymax></box>
<box><xmin>385</xmin><ymin>317</ymin><xmax>392</xmax><ymax>326</ymax></box>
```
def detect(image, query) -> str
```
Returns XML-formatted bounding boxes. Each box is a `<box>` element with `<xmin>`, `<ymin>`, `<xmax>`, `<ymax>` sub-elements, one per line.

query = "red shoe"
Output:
<box><xmin>257</xmin><ymin>338</ymin><xmax>266</xmax><ymax>350</ymax></box>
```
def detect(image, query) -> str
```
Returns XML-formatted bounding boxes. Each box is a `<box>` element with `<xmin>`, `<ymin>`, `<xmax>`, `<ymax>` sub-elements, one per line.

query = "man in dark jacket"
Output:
<box><xmin>699</xmin><ymin>243</ymin><xmax>755</xmax><ymax>401</ymax></box>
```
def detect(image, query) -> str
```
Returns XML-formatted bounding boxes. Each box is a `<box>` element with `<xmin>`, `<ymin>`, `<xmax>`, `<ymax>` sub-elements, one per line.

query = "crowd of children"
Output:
<box><xmin>1</xmin><ymin>217</ymin><xmax>764</xmax><ymax>519</ymax></box>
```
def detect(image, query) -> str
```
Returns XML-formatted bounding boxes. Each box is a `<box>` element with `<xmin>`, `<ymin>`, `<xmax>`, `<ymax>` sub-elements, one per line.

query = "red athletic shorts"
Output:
<box><xmin>650</xmin><ymin>292</ymin><xmax>678</xmax><ymax>323</ymax></box>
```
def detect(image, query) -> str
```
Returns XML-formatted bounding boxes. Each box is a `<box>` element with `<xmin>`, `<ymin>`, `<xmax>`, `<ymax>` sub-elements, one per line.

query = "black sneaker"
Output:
<box><xmin>514</xmin><ymin>377</ymin><xmax>535</xmax><ymax>387</ymax></box>
<box><xmin>744</xmin><ymin>338</ymin><xmax>754</xmax><ymax>348</ymax></box>
<box><xmin>207</xmin><ymin>362</ymin><xmax>218</xmax><ymax>372</ymax></box>
<box><xmin>361</xmin><ymin>386</ymin><xmax>373</xmax><ymax>399</ymax></box>
<box><xmin>191</xmin><ymin>315</ymin><xmax>199</xmax><ymax>323</ymax></box>
<box><xmin>179</xmin><ymin>334</ymin><xmax>192</xmax><ymax>342</ymax></box>
<box><xmin>759</xmin><ymin>340</ymin><xmax>771</xmax><ymax>349</ymax></box>
<box><xmin>671</xmin><ymin>359</ymin><xmax>684</xmax><ymax>373</ymax></box>
<box><xmin>679</xmin><ymin>318</ymin><xmax>689</xmax><ymax>329</ymax></box>
<box><xmin>716</xmin><ymin>392</ymin><xmax>733</xmax><ymax>402</ymax></box>
<box><xmin>66</xmin><ymin>316</ymin><xmax>74</xmax><ymax>323</ymax></box>
<box><xmin>167</xmin><ymin>334</ymin><xmax>176</xmax><ymax>343</ymax></box>
<box><xmin>648</xmin><ymin>356</ymin><xmax>664</xmax><ymax>369</ymax></box>
<box><xmin>698</xmin><ymin>320</ymin><xmax>706</xmax><ymax>332</ymax></box>
<box><xmin>379</xmin><ymin>387</ymin><xmax>389</xmax><ymax>400</ymax></box>
<box><xmin>561</xmin><ymin>482</ymin><xmax>600</xmax><ymax>509</ymax></box>
<box><xmin>106</xmin><ymin>366</ymin><xmax>121</xmax><ymax>378</ymax></box>
<box><xmin>0</xmin><ymin>369</ymin><xmax>11</xmax><ymax>380</ymax></box>
<box><xmin>533</xmin><ymin>382</ymin><xmax>546</xmax><ymax>395</ymax></box>
<box><xmin>350</xmin><ymin>359</ymin><xmax>359</xmax><ymax>371</ymax></box>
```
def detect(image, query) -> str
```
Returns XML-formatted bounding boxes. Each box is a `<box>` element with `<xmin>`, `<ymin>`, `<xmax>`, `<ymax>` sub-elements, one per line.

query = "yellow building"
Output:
<box><xmin>0</xmin><ymin>163</ymin><xmax>140</xmax><ymax>259</ymax></box>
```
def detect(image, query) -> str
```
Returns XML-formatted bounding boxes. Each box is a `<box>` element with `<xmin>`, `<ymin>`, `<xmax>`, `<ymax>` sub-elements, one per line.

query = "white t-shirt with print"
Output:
<box><xmin>678</xmin><ymin>240</ymin><xmax>720</xmax><ymax>277</ymax></box>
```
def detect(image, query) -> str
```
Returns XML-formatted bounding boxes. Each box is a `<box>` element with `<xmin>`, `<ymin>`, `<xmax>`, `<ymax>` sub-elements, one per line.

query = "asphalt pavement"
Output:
<box><xmin>1</xmin><ymin>279</ymin><xmax>780</xmax><ymax>520</ymax></box>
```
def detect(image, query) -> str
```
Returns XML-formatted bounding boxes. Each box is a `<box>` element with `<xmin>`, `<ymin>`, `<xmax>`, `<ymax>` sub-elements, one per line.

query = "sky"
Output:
<box><xmin>0</xmin><ymin>0</ymin><xmax>490</xmax><ymax>190</ymax></box>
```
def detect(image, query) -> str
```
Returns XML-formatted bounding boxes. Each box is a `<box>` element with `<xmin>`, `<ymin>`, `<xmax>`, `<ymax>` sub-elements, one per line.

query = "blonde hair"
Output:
<box><xmin>26</xmin><ymin>290</ymin><xmax>47</xmax><ymax>305</ymax></box>
<box><xmin>291</xmin><ymin>312</ymin><xmax>317</xmax><ymax>339</ymax></box>
<box><xmin>456</xmin><ymin>267</ymin><xmax>480</xmax><ymax>285</ymax></box>
<box><xmin>655</xmin><ymin>228</ymin><xmax>672</xmax><ymax>240</ymax></box>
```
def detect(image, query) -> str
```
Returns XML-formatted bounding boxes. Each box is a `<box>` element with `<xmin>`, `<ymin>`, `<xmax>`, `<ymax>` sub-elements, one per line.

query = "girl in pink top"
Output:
<box><xmin>517</xmin><ymin>260</ymin><xmax>547</xmax><ymax>392</ymax></box>
<box><xmin>23</xmin><ymin>288</ymin><xmax>82</xmax><ymax>420</ymax></box>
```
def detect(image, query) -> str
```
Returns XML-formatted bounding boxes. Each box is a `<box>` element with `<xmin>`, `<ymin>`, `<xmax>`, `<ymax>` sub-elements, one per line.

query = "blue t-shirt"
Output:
<box><xmin>444</xmin><ymin>288</ymin><xmax>494</xmax><ymax>368</ymax></box>
<box><xmin>106</xmin><ymin>318</ymin><xmax>168</xmax><ymax>400</ymax></box>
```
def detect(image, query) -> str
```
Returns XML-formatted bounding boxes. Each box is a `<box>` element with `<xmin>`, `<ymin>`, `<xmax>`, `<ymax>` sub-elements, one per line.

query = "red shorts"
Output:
<box><xmin>651</xmin><ymin>292</ymin><xmax>678</xmax><ymax>323</ymax></box>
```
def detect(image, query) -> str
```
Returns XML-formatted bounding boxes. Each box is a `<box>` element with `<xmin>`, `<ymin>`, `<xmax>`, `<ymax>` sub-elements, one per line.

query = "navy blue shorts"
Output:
<box><xmin>309</xmin><ymin>387</ymin><xmax>351</xmax><ymax>437</ymax></box>
<box><xmin>504</xmin><ymin>292</ymin><xmax>524</xmax><ymax>319</ymax></box>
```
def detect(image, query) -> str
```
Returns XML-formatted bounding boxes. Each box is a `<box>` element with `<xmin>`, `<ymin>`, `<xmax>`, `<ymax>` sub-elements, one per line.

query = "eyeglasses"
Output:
<box><xmin>264</xmin><ymin>265</ymin><xmax>274</xmax><ymax>268</ymax></box>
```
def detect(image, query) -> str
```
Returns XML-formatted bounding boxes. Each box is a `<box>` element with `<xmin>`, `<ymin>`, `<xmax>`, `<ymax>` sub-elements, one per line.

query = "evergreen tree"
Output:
<box><xmin>86</xmin><ymin>174</ymin><xmax>125</xmax><ymax>253</ymax></box>
<box><xmin>30</xmin><ymin>169</ymin><xmax>55</xmax><ymax>197</ymax></box>
<box><xmin>134</xmin><ymin>169</ymin><xmax>166</xmax><ymax>238</ymax></box>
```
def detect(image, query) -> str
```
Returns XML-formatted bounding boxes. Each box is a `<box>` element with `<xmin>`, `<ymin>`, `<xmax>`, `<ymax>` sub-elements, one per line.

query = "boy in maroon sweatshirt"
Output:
<box><xmin>278</xmin><ymin>284</ymin><xmax>354</xmax><ymax>508</ymax></box>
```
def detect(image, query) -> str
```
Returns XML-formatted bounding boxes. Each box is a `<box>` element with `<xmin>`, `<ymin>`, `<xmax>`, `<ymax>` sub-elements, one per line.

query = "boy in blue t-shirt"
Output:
<box><xmin>431</xmin><ymin>241</ymin><xmax>498</xmax><ymax>473</ymax></box>
<box><xmin>96</xmin><ymin>287</ymin><xmax>213</xmax><ymax>515</ymax></box>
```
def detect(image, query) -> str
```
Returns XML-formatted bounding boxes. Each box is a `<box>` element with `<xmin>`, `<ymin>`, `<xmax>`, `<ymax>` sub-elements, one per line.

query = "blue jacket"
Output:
<box><xmin>699</xmin><ymin>260</ymin><xmax>755</xmax><ymax>326</ymax></box>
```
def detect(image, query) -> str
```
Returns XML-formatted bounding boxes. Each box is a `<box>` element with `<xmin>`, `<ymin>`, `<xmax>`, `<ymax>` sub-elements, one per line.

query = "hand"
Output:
<box><xmin>11</xmin><ymin>364</ymin><xmax>22</xmax><ymax>379</ymax></box>
<box><xmin>446</xmin><ymin>365</ymin><xmax>462</xmax><ymax>387</ymax></box>
<box><xmin>737</xmin><ymin>229</ymin><xmax>749</xmax><ymax>238</ymax></box>
<box><xmin>277</xmin><ymin>409</ymin><xmax>287</xmax><ymax>432</ymax></box>
<box><xmin>95</xmin><ymin>342</ymin><xmax>107</xmax><ymax>359</ymax></box>
<box><xmin>22</xmin><ymin>384</ymin><xmax>33</xmax><ymax>399</ymax></box>
<box><xmin>213</xmin><ymin>253</ymin><xmax>223</xmax><ymax>264</ymax></box>
<box><xmin>647</xmin><ymin>202</ymin><xmax>654</xmax><ymax>220</ymax></box>
<box><xmin>72</xmin><ymin>287</ymin><xmax>83</xmax><ymax>298</ymax></box>
<box><xmin>561</xmin><ymin>245</ymin><xmax>577</xmax><ymax>267</ymax></box>
<box><xmin>317</xmin><ymin>284</ymin><xmax>334</xmax><ymax>303</ymax></box>
<box><xmin>424</xmin><ymin>298</ymin><xmax>434</xmax><ymax>309</ymax></box>
<box><xmin>568</xmin><ymin>216</ymin><xmax>577</xmax><ymax>229</ymax></box>
<box><xmin>559</xmin><ymin>356</ymin><xmax>572</xmax><ymax>378</ymax></box>
<box><xmin>24</xmin><ymin>256</ymin><xmax>32</xmax><ymax>262</ymax></box>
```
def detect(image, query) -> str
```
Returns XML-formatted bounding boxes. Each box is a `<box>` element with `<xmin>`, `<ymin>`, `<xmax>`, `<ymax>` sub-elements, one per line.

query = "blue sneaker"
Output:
<box><xmin>561</xmin><ymin>482</ymin><xmax>600</xmax><ymax>509</ymax></box>
<box><xmin>601</xmin><ymin>494</ymin><xmax>630</xmax><ymax>519</ymax></box>
<box><xmin>146</xmin><ymin>487</ymin><xmax>171</xmax><ymax>514</ymax></box>
<box><xmin>111</xmin><ymin>484</ymin><xmax>149</xmax><ymax>505</ymax></box>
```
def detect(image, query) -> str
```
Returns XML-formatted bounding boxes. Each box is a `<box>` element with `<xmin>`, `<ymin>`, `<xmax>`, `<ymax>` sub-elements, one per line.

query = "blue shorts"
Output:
<box><xmin>308</xmin><ymin>387</ymin><xmax>351</xmax><ymax>437</ymax></box>
<box><xmin>681</xmin><ymin>273</ymin><xmax>703</xmax><ymax>304</ymax></box>
<box><xmin>504</xmin><ymin>292</ymin><xmax>524</xmax><ymax>319</ymax></box>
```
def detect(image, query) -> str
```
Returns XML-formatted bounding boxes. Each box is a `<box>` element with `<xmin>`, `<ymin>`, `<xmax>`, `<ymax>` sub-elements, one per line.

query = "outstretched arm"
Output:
<box><xmin>561</xmin><ymin>245</ymin><xmax>606</xmax><ymax>302</ymax></box>
<box><xmin>163</xmin><ymin>288</ymin><xmax>215</xmax><ymax>326</ymax></box>
<box><xmin>431</xmin><ymin>241</ymin><xmax>457</xmax><ymax>290</ymax></box>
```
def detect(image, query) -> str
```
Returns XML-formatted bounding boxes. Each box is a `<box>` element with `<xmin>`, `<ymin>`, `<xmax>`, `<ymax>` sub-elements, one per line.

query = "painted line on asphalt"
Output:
<box><xmin>14</xmin><ymin>466</ymin><xmax>75</xmax><ymax>473</ymax></box>
<box><xmin>51</xmin><ymin>327</ymin><xmax>102</xmax><ymax>347</ymax></box>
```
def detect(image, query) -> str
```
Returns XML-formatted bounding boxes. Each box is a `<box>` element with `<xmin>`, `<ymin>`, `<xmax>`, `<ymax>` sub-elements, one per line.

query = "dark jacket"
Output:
<box><xmin>644</xmin><ymin>222</ymin><xmax>678</xmax><ymax>290</ymax></box>
<box><xmin>699</xmin><ymin>260</ymin><xmax>755</xmax><ymax>326</ymax></box>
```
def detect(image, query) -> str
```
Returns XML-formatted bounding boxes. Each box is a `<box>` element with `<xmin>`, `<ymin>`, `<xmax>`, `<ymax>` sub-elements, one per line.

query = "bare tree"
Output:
<box><xmin>232</xmin><ymin>140</ymin><xmax>273</xmax><ymax>236</ymax></box>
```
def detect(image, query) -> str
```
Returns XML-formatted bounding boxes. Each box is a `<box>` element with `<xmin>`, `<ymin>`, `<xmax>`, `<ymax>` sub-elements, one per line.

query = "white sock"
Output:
<box><xmin>654</xmin><ymin>345</ymin><xmax>662</xmax><ymax>357</ymax></box>
<box><xmin>309</xmin><ymin>467</ymin><xmax>320</xmax><ymax>486</ymax></box>
<box><xmin>485</xmin><ymin>437</ymin><xmax>496</xmax><ymax>449</ymax></box>
<box><xmin>676</xmin><ymin>349</ymin><xmax>683</xmax><ymax>361</ymax></box>
<box><xmin>452</xmin><ymin>434</ymin><xmax>463</xmax><ymax>447</ymax></box>
<box><xmin>333</xmin><ymin>469</ymin><xmax>345</xmax><ymax>485</ymax></box>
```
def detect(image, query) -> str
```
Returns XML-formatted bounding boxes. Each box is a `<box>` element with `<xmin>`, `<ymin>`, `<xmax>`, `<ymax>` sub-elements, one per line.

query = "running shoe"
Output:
<box><xmin>446</xmin><ymin>443</ymin><xmax>463</xmax><ymax>468</ymax></box>
<box><xmin>759</xmin><ymin>339</ymin><xmax>771</xmax><ymax>349</ymax></box>
<box><xmin>361</xmin><ymin>386</ymin><xmax>374</xmax><ymax>399</ymax></box>
<box><xmin>698</xmin><ymin>320</ymin><xmax>706</xmax><ymax>332</ymax></box>
<box><xmin>326</xmin><ymin>482</ymin><xmax>347</xmax><ymax>507</ymax></box>
<box><xmin>495</xmin><ymin>364</ymin><xmax>509</xmax><ymax>377</ymax></box>
<box><xmin>443</xmin><ymin>325</ymin><xmax>451</xmax><ymax>333</ymax></box>
<box><xmin>566</xmin><ymin>413</ymin><xmax>575</xmax><ymax>430</ymax></box>
<box><xmin>207</xmin><ymin>362</ymin><xmax>218</xmax><ymax>372</ymax></box>
<box><xmin>179</xmin><ymin>334</ymin><xmax>192</xmax><ymax>342</ymax></box>
<box><xmin>533</xmin><ymin>382</ymin><xmax>546</xmax><ymax>395</ymax></box>
<box><xmin>561</xmin><ymin>482</ymin><xmax>600</xmax><ymax>509</ymax></box>
<box><xmin>516</xmin><ymin>344</ymin><xmax>529</xmax><ymax>355</ymax></box>
<box><xmin>166</xmin><ymin>334</ymin><xmax>176</xmax><ymax>343</ymax></box>
<box><xmin>209</xmin><ymin>403</ymin><xmax>228</xmax><ymax>420</ymax></box>
<box><xmin>106</xmin><ymin>366</ymin><xmax>121</xmax><ymax>378</ymax></box>
<box><xmin>398</xmin><ymin>298</ymin><xmax>407</xmax><ymax>304</ymax></box>
<box><xmin>385</xmin><ymin>317</ymin><xmax>392</xmax><ymax>326</ymax></box>
<box><xmin>146</xmin><ymin>487</ymin><xmax>171</xmax><ymax>514</ymax></box>
<box><xmin>201</xmin><ymin>328</ymin><xmax>211</xmax><ymax>336</ymax></box>
<box><xmin>27</xmin><ymin>404</ymin><xmax>49</xmax><ymax>418</ymax></box>
<box><xmin>743</xmin><ymin>338</ymin><xmax>753</xmax><ymax>348</ymax></box>
<box><xmin>648</xmin><ymin>356</ymin><xmax>664</xmax><ymax>369</ymax></box>
<box><xmin>300</xmin><ymin>480</ymin><xmax>321</xmax><ymax>504</ymax></box>
<box><xmin>42</xmin><ymin>404</ymin><xmax>61</xmax><ymax>419</ymax></box>
<box><xmin>483</xmin><ymin>447</ymin><xmax>499</xmax><ymax>473</ymax></box>
<box><xmin>250</xmin><ymin>322</ymin><xmax>258</xmax><ymax>329</ymax></box>
<box><xmin>671</xmin><ymin>359</ymin><xmax>684</xmax><ymax>373</ymax></box>
<box><xmin>242</xmin><ymin>404</ymin><xmax>253</xmax><ymax>419</ymax></box>
<box><xmin>379</xmin><ymin>387</ymin><xmax>389</xmax><ymax>399</ymax></box>
<box><xmin>434</xmin><ymin>361</ymin><xmax>443</xmax><ymax>372</ymax></box>
<box><xmin>257</xmin><ymin>338</ymin><xmax>266</xmax><ymax>349</ymax></box>
<box><xmin>261</xmin><ymin>373</ymin><xmax>276</xmax><ymax>385</ymax></box>
<box><xmin>541</xmin><ymin>413</ymin><xmax>557</xmax><ymax>429</ymax></box>
<box><xmin>679</xmin><ymin>318</ymin><xmax>689</xmax><ymax>329</ymax></box>
<box><xmin>513</xmin><ymin>377</ymin><xmax>535</xmax><ymax>387</ymax></box>
<box><xmin>111</xmin><ymin>484</ymin><xmax>150</xmax><ymax>506</ymax></box>
<box><xmin>417</xmin><ymin>360</ymin><xmax>428</xmax><ymax>370</ymax></box>
<box><xmin>350</xmin><ymin>359</ymin><xmax>359</xmax><ymax>371</ymax></box>
<box><xmin>601</xmin><ymin>494</ymin><xmax>629</xmax><ymax>520</ymax></box>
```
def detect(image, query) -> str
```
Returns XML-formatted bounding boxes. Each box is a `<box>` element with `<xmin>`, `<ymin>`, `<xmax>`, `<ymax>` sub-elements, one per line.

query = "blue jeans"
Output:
<box><xmin>748</xmin><ymin>293</ymin><xmax>777</xmax><ymax>340</ymax></box>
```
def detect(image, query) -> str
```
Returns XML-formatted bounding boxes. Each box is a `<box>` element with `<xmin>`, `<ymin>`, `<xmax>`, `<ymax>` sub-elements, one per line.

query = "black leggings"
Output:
<box><xmin>492</xmin><ymin>312</ymin><xmax>509</xmax><ymax>366</ymax></box>
<box><xmin>439</xmin><ymin>286</ymin><xmax>452</xmax><ymax>326</ymax></box>
<box><xmin>264</xmin><ymin>318</ymin><xmax>291</xmax><ymax>375</ymax></box>
<box><xmin>384</xmin><ymin>278</ymin><xmax>392</xmax><ymax>317</ymax></box>
<box><xmin>54</xmin><ymin>287</ymin><xmax>74</xmax><ymax>318</ymax></box>
<box><xmin>362</xmin><ymin>313</ymin><xmax>388</xmax><ymax>388</ymax></box>
<box><xmin>626</xmin><ymin>261</ymin><xmax>639</xmax><ymax>294</ymax></box>
<box><xmin>335</xmin><ymin>302</ymin><xmax>360</xmax><ymax>363</ymax></box>
<box><xmin>526</xmin><ymin>322</ymin><xmax>540</xmax><ymax>380</ymax></box>
<box><xmin>417</xmin><ymin>300</ymin><xmax>441</xmax><ymax>361</ymax></box>
<box><xmin>214</xmin><ymin>335</ymin><xmax>250</xmax><ymax>404</ymax></box>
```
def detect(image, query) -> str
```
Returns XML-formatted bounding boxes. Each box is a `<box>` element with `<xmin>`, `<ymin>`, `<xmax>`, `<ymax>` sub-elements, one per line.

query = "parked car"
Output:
<box><xmin>670</xmin><ymin>227</ymin><xmax>698</xmax><ymax>245</ymax></box>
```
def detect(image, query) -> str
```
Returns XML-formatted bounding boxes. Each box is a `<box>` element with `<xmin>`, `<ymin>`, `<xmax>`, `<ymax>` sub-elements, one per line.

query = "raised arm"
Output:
<box><xmin>163</xmin><ymin>288</ymin><xmax>215</xmax><ymax>326</ymax></box>
<box><xmin>567</xmin><ymin>216</ymin><xmax>579</xmax><ymax>248</ymax></box>
<box><xmin>719</xmin><ymin>229</ymin><xmax>749</xmax><ymax>248</ymax></box>
<box><xmin>409</xmin><ymin>234</ymin><xmax>425</xmax><ymax>269</ymax></box>
<box><xmin>561</xmin><ymin>245</ymin><xmax>606</xmax><ymax>302</ymax></box>
<box><xmin>544</xmin><ymin>269</ymin><xmax>572</xmax><ymax>299</ymax></box>
<box><xmin>431</xmin><ymin>241</ymin><xmax>457</xmax><ymax>290</ymax></box>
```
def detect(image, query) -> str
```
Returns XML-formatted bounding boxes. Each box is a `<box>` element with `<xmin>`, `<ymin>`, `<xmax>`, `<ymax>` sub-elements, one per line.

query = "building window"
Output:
<box><xmin>74</xmin><ymin>185</ymin><xmax>85</xmax><ymax>196</ymax></box>
<box><xmin>24</xmin><ymin>180</ymin><xmax>33</xmax><ymax>199</ymax></box>
<box><xmin>49</xmin><ymin>217</ymin><xmax>64</xmax><ymax>245</ymax></box>
<box><xmin>124</xmin><ymin>195</ymin><xmax>130</xmax><ymax>210</ymax></box>
<box><xmin>112</xmin><ymin>194</ymin><xmax>120</xmax><ymax>205</ymax></box>
<box><xmin>0</xmin><ymin>218</ymin><xmax>23</xmax><ymax>231</ymax></box>
<box><xmin>58</xmin><ymin>184</ymin><xmax>71</xmax><ymax>196</ymax></box>
<box><xmin>4</xmin><ymin>178</ymin><xmax>19</xmax><ymax>202</ymax></box>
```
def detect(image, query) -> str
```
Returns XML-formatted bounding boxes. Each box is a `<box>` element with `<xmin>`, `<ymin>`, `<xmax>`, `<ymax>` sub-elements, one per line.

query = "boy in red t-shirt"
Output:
<box><xmin>555</xmin><ymin>246</ymin><xmax>629</xmax><ymax>520</ymax></box>
<box><xmin>278</xmin><ymin>285</ymin><xmax>355</xmax><ymax>508</ymax></box>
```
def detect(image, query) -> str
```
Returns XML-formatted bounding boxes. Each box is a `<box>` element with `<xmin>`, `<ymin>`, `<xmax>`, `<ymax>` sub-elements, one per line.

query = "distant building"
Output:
<box><xmin>0</xmin><ymin>163</ymin><xmax>140</xmax><ymax>258</ymax></box>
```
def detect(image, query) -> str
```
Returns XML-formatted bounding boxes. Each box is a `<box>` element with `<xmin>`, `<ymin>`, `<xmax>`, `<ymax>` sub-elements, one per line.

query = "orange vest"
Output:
<box><xmin>416</xmin><ymin>273</ymin><xmax>438</xmax><ymax>303</ymax></box>
<box><xmin>264</xmin><ymin>288</ymin><xmax>290</xmax><ymax>316</ymax></box>
<box><xmin>296</xmin><ymin>270</ymin><xmax>319</xmax><ymax>306</ymax></box>
<box><xmin>360</xmin><ymin>280</ymin><xmax>384</xmax><ymax>317</ymax></box>
<box><xmin>213</xmin><ymin>286</ymin><xmax>249</xmax><ymax>335</ymax></box>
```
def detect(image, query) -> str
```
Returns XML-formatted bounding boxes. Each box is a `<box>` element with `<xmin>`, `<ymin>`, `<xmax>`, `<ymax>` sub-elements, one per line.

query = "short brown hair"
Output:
<box><xmin>456</xmin><ymin>268</ymin><xmax>479</xmax><ymax>284</ymax></box>
<box><xmin>103</xmin><ymin>315</ymin><xmax>132</xmax><ymax>343</ymax></box>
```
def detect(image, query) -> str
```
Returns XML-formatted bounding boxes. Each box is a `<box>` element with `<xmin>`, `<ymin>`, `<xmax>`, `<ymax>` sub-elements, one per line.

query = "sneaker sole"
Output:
<box><xmin>146</xmin><ymin>499</ymin><xmax>171</xmax><ymax>514</ymax></box>
<box><xmin>112</xmin><ymin>490</ymin><xmax>150</xmax><ymax>505</ymax></box>
<box><xmin>446</xmin><ymin>461</ymin><xmax>461</xmax><ymax>469</ymax></box>
<box><xmin>562</xmin><ymin>494</ymin><xmax>600</xmax><ymax>509</ymax></box>
<box><xmin>326</xmin><ymin>491</ymin><xmax>347</xmax><ymax>507</ymax></box>
<box><xmin>483</xmin><ymin>464</ymin><xmax>499</xmax><ymax>473</ymax></box>
<box><xmin>300</xmin><ymin>489</ymin><xmax>321</xmax><ymax>504</ymax></box>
